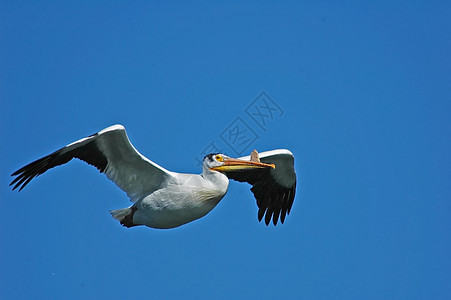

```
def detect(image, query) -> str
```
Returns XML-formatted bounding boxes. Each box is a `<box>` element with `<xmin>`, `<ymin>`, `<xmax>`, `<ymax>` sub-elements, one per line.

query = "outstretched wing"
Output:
<box><xmin>10</xmin><ymin>125</ymin><xmax>173</xmax><ymax>201</ymax></box>
<box><xmin>225</xmin><ymin>149</ymin><xmax>296</xmax><ymax>226</ymax></box>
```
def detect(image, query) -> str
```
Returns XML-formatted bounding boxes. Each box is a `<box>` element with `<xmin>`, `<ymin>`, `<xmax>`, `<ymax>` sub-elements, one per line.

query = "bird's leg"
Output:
<box><xmin>120</xmin><ymin>206</ymin><xmax>138</xmax><ymax>228</ymax></box>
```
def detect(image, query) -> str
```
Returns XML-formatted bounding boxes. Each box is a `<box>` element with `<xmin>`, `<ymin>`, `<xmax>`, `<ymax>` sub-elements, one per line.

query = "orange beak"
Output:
<box><xmin>210</xmin><ymin>157</ymin><xmax>275</xmax><ymax>172</ymax></box>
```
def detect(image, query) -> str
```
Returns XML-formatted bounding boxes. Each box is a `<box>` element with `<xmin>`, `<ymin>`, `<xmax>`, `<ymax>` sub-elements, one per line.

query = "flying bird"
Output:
<box><xmin>10</xmin><ymin>125</ymin><xmax>296</xmax><ymax>229</ymax></box>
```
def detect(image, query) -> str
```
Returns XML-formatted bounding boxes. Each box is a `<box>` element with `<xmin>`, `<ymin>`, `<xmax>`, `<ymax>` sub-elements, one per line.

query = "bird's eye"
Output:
<box><xmin>215</xmin><ymin>155</ymin><xmax>223</xmax><ymax>162</ymax></box>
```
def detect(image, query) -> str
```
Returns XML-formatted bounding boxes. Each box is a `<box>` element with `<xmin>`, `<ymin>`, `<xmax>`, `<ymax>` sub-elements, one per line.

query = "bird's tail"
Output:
<box><xmin>110</xmin><ymin>206</ymin><xmax>137</xmax><ymax>228</ymax></box>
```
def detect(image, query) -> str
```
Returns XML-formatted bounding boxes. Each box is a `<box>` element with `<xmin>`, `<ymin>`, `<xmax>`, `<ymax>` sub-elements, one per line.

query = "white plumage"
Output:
<box><xmin>10</xmin><ymin>125</ymin><xmax>297</xmax><ymax>228</ymax></box>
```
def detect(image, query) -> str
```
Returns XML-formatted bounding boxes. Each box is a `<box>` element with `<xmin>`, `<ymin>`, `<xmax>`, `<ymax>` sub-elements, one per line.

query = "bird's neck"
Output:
<box><xmin>202</xmin><ymin>167</ymin><xmax>229</xmax><ymax>193</ymax></box>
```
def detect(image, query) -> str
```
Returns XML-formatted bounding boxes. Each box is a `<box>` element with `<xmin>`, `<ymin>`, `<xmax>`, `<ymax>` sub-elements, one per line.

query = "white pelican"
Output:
<box><xmin>10</xmin><ymin>125</ymin><xmax>296</xmax><ymax>228</ymax></box>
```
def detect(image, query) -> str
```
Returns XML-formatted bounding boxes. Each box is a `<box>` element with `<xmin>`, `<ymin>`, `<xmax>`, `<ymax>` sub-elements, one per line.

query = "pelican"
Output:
<box><xmin>10</xmin><ymin>125</ymin><xmax>296</xmax><ymax>229</ymax></box>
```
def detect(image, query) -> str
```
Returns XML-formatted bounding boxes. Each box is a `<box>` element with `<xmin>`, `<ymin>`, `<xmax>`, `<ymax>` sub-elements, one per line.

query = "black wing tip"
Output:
<box><xmin>10</xmin><ymin>169</ymin><xmax>37</xmax><ymax>191</ymax></box>
<box><xmin>257</xmin><ymin>208</ymin><xmax>282</xmax><ymax>226</ymax></box>
<box><xmin>9</xmin><ymin>180</ymin><xmax>19</xmax><ymax>191</ymax></box>
<box><xmin>9</xmin><ymin>135</ymin><xmax>109</xmax><ymax>192</ymax></box>
<box><xmin>257</xmin><ymin>210</ymin><xmax>292</xmax><ymax>227</ymax></box>
<box><xmin>272</xmin><ymin>210</ymin><xmax>280</xmax><ymax>226</ymax></box>
<box><xmin>264</xmin><ymin>211</ymin><xmax>272</xmax><ymax>225</ymax></box>
<box><xmin>256</xmin><ymin>183</ymin><xmax>296</xmax><ymax>226</ymax></box>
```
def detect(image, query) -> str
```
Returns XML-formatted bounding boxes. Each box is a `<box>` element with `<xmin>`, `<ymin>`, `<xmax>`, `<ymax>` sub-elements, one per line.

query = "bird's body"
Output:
<box><xmin>128</xmin><ymin>170</ymin><xmax>229</xmax><ymax>228</ymax></box>
<box><xmin>10</xmin><ymin>125</ymin><xmax>297</xmax><ymax>229</ymax></box>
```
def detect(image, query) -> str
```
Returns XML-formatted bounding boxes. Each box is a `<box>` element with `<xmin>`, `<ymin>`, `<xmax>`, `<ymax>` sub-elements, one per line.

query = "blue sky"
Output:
<box><xmin>1</xmin><ymin>1</ymin><xmax>450</xmax><ymax>299</ymax></box>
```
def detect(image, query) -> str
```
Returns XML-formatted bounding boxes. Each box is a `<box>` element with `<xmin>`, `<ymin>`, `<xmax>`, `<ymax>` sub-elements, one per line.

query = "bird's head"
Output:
<box><xmin>203</xmin><ymin>153</ymin><xmax>275</xmax><ymax>173</ymax></box>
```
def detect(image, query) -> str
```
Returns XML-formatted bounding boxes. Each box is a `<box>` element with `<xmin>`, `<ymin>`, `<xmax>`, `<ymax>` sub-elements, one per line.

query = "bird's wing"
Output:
<box><xmin>225</xmin><ymin>149</ymin><xmax>296</xmax><ymax>225</ymax></box>
<box><xmin>10</xmin><ymin>125</ymin><xmax>174</xmax><ymax>202</ymax></box>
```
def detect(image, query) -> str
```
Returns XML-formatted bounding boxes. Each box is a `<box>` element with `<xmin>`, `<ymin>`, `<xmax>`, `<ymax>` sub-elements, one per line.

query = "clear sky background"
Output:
<box><xmin>1</xmin><ymin>1</ymin><xmax>450</xmax><ymax>299</ymax></box>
